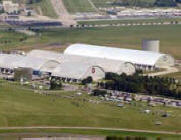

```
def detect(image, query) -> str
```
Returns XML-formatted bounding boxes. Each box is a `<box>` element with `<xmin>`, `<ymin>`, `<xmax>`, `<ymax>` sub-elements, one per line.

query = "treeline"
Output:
<box><xmin>113</xmin><ymin>0</ymin><xmax>181</xmax><ymax>7</ymax></box>
<box><xmin>106</xmin><ymin>136</ymin><xmax>147</xmax><ymax>140</ymax></box>
<box><xmin>98</xmin><ymin>72</ymin><xmax>181</xmax><ymax>99</ymax></box>
<box><xmin>106</xmin><ymin>136</ymin><xmax>163</xmax><ymax>140</ymax></box>
<box><xmin>26</xmin><ymin>0</ymin><xmax>42</xmax><ymax>4</ymax></box>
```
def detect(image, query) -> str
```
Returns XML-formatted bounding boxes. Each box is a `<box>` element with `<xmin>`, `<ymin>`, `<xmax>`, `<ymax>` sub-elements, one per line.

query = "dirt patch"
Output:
<box><xmin>50</xmin><ymin>0</ymin><xmax>76</xmax><ymax>26</ymax></box>
<box><xmin>15</xmin><ymin>43</ymin><xmax>69</xmax><ymax>53</ymax></box>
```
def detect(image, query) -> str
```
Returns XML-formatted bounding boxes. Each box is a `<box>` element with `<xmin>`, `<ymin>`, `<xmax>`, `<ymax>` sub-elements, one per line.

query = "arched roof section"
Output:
<box><xmin>52</xmin><ymin>62</ymin><xmax>105</xmax><ymax>80</ymax></box>
<box><xmin>0</xmin><ymin>54</ymin><xmax>60</xmax><ymax>72</ymax></box>
<box><xmin>27</xmin><ymin>50</ymin><xmax>62</xmax><ymax>62</ymax></box>
<box><xmin>39</xmin><ymin>60</ymin><xmax>60</xmax><ymax>72</ymax></box>
<box><xmin>0</xmin><ymin>54</ymin><xmax>24</xmax><ymax>69</ymax></box>
<box><xmin>64</xmin><ymin>44</ymin><xmax>171</xmax><ymax>66</ymax></box>
<box><xmin>27</xmin><ymin>50</ymin><xmax>136</xmax><ymax>75</ymax></box>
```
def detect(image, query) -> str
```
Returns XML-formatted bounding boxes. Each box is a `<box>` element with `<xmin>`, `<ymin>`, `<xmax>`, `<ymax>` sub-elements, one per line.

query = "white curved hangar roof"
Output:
<box><xmin>52</xmin><ymin>62</ymin><xmax>105</xmax><ymax>81</ymax></box>
<box><xmin>64</xmin><ymin>44</ymin><xmax>174</xmax><ymax>67</ymax></box>
<box><xmin>27</xmin><ymin>50</ymin><xmax>62</xmax><ymax>62</ymax></box>
<box><xmin>27</xmin><ymin>50</ymin><xmax>136</xmax><ymax>75</ymax></box>
<box><xmin>0</xmin><ymin>54</ymin><xmax>60</xmax><ymax>72</ymax></box>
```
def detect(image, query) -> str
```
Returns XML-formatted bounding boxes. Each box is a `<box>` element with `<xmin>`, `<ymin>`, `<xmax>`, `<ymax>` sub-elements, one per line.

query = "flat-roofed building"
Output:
<box><xmin>3</xmin><ymin>1</ymin><xmax>19</xmax><ymax>14</ymax></box>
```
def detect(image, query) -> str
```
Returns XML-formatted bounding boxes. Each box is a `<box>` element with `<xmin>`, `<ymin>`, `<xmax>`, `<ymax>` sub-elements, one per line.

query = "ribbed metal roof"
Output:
<box><xmin>52</xmin><ymin>62</ymin><xmax>105</xmax><ymax>80</ymax></box>
<box><xmin>64</xmin><ymin>44</ymin><xmax>169</xmax><ymax>66</ymax></box>
<box><xmin>27</xmin><ymin>50</ymin><xmax>136</xmax><ymax>75</ymax></box>
<box><xmin>0</xmin><ymin>54</ymin><xmax>59</xmax><ymax>72</ymax></box>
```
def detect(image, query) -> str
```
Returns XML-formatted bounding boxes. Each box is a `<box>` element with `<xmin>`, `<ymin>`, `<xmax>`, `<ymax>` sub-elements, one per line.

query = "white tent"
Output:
<box><xmin>52</xmin><ymin>62</ymin><xmax>105</xmax><ymax>81</ymax></box>
<box><xmin>64</xmin><ymin>44</ymin><xmax>175</xmax><ymax>67</ymax></box>
<box><xmin>27</xmin><ymin>50</ymin><xmax>136</xmax><ymax>75</ymax></box>
<box><xmin>0</xmin><ymin>54</ymin><xmax>60</xmax><ymax>72</ymax></box>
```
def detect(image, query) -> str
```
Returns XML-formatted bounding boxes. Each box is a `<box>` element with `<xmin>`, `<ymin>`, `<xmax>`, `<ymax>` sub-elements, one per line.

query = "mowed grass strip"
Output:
<box><xmin>0</xmin><ymin>25</ymin><xmax>181</xmax><ymax>59</ymax></box>
<box><xmin>91</xmin><ymin>0</ymin><xmax>117</xmax><ymax>8</ymax></box>
<box><xmin>78</xmin><ymin>18</ymin><xmax>181</xmax><ymax>25</ymax></box>
<box><xmin>29</xmin><ymin>0</ymin><xmax>58</xmax><ymax>18</ymax></box>
<box><xmin>0</xmin><ymin>80</ymin><xmax>181</xmax><ymax>133</ymax></box>
<box><xmin>38</xmin><ymin>25</ymin><xmax>181</xmax><ymax>59</ymax></box>
<box><xmin>0</xmin><ymin>30</ymin><xmax>28</xmax><ymax>50</ymax></box>
<box><xmin>91</xmin><ymin>0</ymin><xmax>155</xmax><ymax>8</ymax></box>
<box><xmin>0</xmin><ymin>129</ymin><xmax>181</xmax><ymax>140</ymax></box>
<box><xmin>38</xmin><ymin>0</ymin><xmax>58</xmax><ymax>18</ymax></box>
<box><xmin>63</xmin><ymin>0</ymin><xmax>95</xmax><ymax>13</ymax></box>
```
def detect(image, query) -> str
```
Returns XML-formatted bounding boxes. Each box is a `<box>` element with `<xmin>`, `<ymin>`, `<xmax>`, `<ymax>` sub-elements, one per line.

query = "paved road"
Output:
<box><xmin>0</xmin><ymin>127</ymin><xmax>181</xmax><ymax>135</ymax></box>
<box><xmin>144</xmin><ymin>67</ymin><xmax>179</xmax><ymax>77</ymax></box>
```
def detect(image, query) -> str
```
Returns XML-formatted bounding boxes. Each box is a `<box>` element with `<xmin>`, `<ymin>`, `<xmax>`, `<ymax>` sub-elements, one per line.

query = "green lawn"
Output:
<box><xmin>37</xmin><ymin>0</ymin><xmax>58</xmax><ymax>18</ymax></box>
<box><xmin>91</xmin><ymin>0</ymin><xmax>179</xmax><ymax>8</ymax></box>
<box><xmin>0</xmin><ymin>24</ymin><xmax>181</xmax><ymax>59</ymax></box>
<box><xmin>63</xmin><ymin>0</ymin><xmax>95</xmax><ymax>13</ymax></box>
<box><xmin>0</xmin><ymin>30</ymin><xmax>28</xmax><ymax>50</ymax></box>
<box><xmin>91</xmin><ymin>0</ymin><xmax>119</xmax><ymax>8</ymax></box>
<box><xmin>0</xmin><ymin>128</ymin><xmax>181</xmax><ymax>140</ymax></box>
<box><xmin>78</xmin><ymin>18</ymin><xmax>181</xmax><ymax>25</ymax></box>
<box><xmin>0</xmin><ymin>79</ymin><xmax>181</xmax><ymax>133</ymax></box>
<box><xmin>12</xmin><ymin>0</ymin><xmax>57</xmax><ymax>18</ymax></box>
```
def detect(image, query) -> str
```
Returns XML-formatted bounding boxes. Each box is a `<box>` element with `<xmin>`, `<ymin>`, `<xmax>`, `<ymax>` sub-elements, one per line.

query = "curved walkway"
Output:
<box><xmin>144</xmin><ymin>67</ymin><xmax>179</xmax><ymax>77</ymax></box>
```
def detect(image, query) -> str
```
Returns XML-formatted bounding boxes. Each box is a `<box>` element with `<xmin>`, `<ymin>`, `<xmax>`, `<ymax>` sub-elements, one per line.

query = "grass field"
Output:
<box><xmin>12</xmin><ymin>0</ymin><xmax>57</xmax><ymax>18</ymax></box>
<box><xmin>91</xmin><ymin>0</ymin><xmax>118</xmax><ymax>8</ymax></box>
<box><xmin>64</xmin><ymin>0</ymin><xmax>156</xmax><ymax>8</ymax></box>
<box><xmin>78</xmin><ymin>18</ymin><xmax>181</xmax><ymax>25</ymax></box>
<box><xmin>35</xmin><ymin>0</ymin><xmax>58</xmax><ymax>18</ymax></box>
<box><xmin>0</xmin><ymin>79</ymin><xmax>181</xmax><ymax>133</ymax></box>
<box><xmin>0</xmin><ymin>30</ymin><xmax>28</xmax><ymax>50</ymax></box>
<box><xmin>0</xmin><ymin>129</ymin><xmax>181</xmax><ymax>140</ymax></box>
<box><xmin>91</xmin><ymin>0</ymin><xmax>180</xmax><ymax>8</ymax></box>
<box><xmin>63</xmin><ymin>0</ymin><xmax>95</xmax><ymax>13</ymax></box>
<box><xmin>0</xmin><ymin>24</ymin><xmax>181</xmax><ymax>59</ymax></box>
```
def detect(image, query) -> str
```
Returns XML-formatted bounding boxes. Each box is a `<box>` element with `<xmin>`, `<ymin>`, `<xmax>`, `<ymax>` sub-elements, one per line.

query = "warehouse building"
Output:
<box><xmin>64</xmin><ymin>44</ymin><xmax>175</xmax><ymax>70</ymax></box>
<box><xmin>52</xmin><ymin>62</ymin><xmax>105</xmax><ymax>82</ymax></box>
<box><xmin>0</xmin><ymin>53</ymin><xmax>105</xmax><ymax>81</ymax></box>
<box><xmin>27</xmin><ymin>50</ymin><xmax>136</xmax><ymax>75</ymax></box>
<box><xmin>0</xmin><ymin>54</ymin><xmax>60</xmax><ymax>76</ymax></box>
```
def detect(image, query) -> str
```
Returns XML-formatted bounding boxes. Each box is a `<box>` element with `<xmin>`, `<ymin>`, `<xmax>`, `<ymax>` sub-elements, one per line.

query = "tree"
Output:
<box><xmin>154</xmin><ymin>0</ymin><xmax>177</xmax><ymax>7</ymax></box>
<box><xmin>176</xmin><ymin>0</ymin><xmax>181</xmax><ymax>3</ymax></box>
<box><xmin>101</xmin><ymin>72</ymin><xmax>180</xmax><ymax>99</ymax></box>
<box><xmin>82</xmin><ymin>76</ymin><xmax>93</xmax><ymax>85</ymax></box>
<box><xmin>92</xmin><ymin>89</ymin><xmax>107</xmax><ymax>96</ymax></box>
<box><xmin>50</xmin><ymin>79</ymin><xmax>62</xmax><ymax>90</ymax></box>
